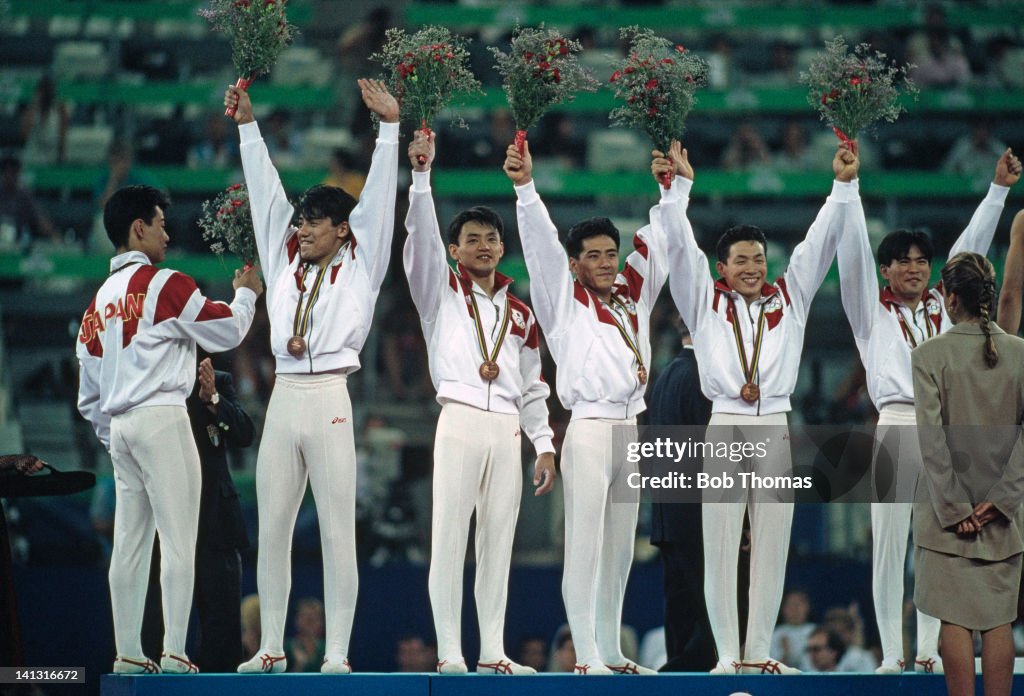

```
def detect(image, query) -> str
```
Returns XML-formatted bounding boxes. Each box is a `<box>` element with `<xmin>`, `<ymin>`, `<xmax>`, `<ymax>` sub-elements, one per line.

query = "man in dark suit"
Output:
<box><xmin>142</xmin><ymin>358</ymin><xmax>254</xmax><ymax>672</ymax></box>
<box><xmin>648</xmin><ymin>323</ymin><xmax>716</xmax><ymax>672</ymax></box>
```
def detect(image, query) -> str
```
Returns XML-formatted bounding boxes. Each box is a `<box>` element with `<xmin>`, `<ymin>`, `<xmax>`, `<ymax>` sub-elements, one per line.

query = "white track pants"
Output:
<box><xmin>428</xmin><ymin>402</ymin><xmax>522</xmax><ymax>662</ymax></box>
<box><xmin>702</xmin><ymin>411</ymin><xmax>792</xmax><ymax>663</ymax></box>
<box><xmin>871</xmin><ymin>404</ymin><xmax>940</xmax><ymax>665</ymax></box>
<box><xmin>254</xmin><ymin>373</ymin><xmax>356</xmax><ymax>660</ymax></box>
<box><xmin>108</xmin><ymin>405</ymin><xmax>201</xmax><ymax>658</ymax></box>
<box><xmin>561</xmin><ymin>417</ymin><xmax>638</xmax><ymax>667</ymax></box>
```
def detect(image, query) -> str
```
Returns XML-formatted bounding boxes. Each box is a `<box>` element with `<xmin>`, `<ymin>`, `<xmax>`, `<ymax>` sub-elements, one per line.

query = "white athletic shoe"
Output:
<box><xmin>607</xmin><ymin>660</ymin><xmax>657</xmax><ymax>675</ymax></box>
<box><xmin>740</xmin><ymin>658</ymin><xmax>801</xmax><ymax>675</ymax></box>
<box><xmin>160</xmin><ymin>652</ymin><xmax>199</xmax><ymax>674</ymax></box>
<box><xmin>237</xmin><ymin>651</ymin><xmax>287</xmax><ymax>674</ymax></box>
<box><xmin>875</xmin><ymin>659</ymin><xmax>905</xmax><ymax>674</ymax></box>
<box><xmin>476</xmin><ymin>657</ymin><xmax>536</xmax><ymax>675</ymax></box>
<box><xmin>915</xmin><ymin>655</ymin><xmax>943</xmax><ymax>674</ymax></box>
<box><xmin>321</xmin><ymin>656</ymin><xmax>352</xmax><ymax>674</ymax></box>
<box><xmin>573</xmin><ymin>662</ymin><xmax>613</xmax><ymax>675</ymax></box>
<box><xmin>437</xmin><ymin>659</ymin><xmax>468</xmax><ymax>674</ymax></box>
<box><xmin>113</xmin><ymin>656</ymin><xmax>161</xmax><ymax>674</ymax></box>
<box><xmin>709</xmin><ymin>659</ymin><xmax>740</xmax><ymax>674</ymax></box>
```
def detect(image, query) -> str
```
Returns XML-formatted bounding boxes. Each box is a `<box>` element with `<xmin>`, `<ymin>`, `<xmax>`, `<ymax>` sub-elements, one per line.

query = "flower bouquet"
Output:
<box><xmin>199</xmin><ymin>183</ymin><xmax>257</xmax><ymax>268</ymax></box>
<box><xmin>198</xmin><ymin>0</ymin><xmax>297</xmax><ymax>117</ymax></box>
<box><xmin>371</xmin><ymin>26</ymin><xmax>482</xmax><ymax>165</ymax></box>
<box><xmin>607</xmin><ymin>27</ymin><xmax>708</xmax><ymax>188</ymax></box>
<box><xmin>489</xmin><ymin>26</ymin><xmax>598</xmax><ymax>155</ymax></box>
<box><xmin>800</xmin><ymin>36</ymin><xmax>917</xmax><ymax>155</ymax></box>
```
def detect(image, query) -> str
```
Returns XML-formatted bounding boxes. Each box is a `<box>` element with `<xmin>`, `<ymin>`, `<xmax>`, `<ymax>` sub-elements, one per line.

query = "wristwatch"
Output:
<box><xmin>207</xmin><ymin>392</ymin><xmax>220</xmax><ymax>406</ymax></box>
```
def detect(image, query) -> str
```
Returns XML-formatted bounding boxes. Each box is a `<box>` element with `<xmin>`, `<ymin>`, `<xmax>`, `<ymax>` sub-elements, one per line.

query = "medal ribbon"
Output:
<box><xmin>291</xmin><ymin>264</ymin><xmax>328</xmax><ymax>340</ymax></box>
<box><xmin>893</xmin><ymin>305</ymin><xmax>933</xmax><ymax>348</ymax></box>
<box><xmin>609</xmin><ymin>296</ymin><xmax>645</xmax><ymax>373</ymax></box>
<box><xmin>468</xmin><ymin>290</ymin><xmax>511</xmax><ymax>366</ymax></box>
<box><xmin>728</xmin><ymin>297</ymin><xmax>766</xmax><ymax>385</ymax></box>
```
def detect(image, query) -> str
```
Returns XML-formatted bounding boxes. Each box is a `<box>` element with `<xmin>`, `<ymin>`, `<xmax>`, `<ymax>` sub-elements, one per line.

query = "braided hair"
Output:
<box><xmin>941</xmin><ymin>252</ymin><xmax>999</xmax><ymax>368</ymax></box>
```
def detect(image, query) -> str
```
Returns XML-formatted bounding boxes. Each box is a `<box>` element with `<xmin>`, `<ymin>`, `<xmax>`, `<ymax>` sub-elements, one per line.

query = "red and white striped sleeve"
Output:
<box><xmin>147</xmin><ymin>271</ymin><xmax>257</xmax><ymax>352</ymax></box>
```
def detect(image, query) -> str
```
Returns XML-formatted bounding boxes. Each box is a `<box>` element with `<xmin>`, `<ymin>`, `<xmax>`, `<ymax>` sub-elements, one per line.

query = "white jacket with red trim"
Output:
<box><xmin>239</xmin><ymin>120</ymin><xmax>398</xmax><ymax>374</ymax></box>
<box><xmin>838</xmin><ymin>182</ymin><xmax>1009</xmax><ymax>410</ymax></box>
<box><xmin>513</xmin><ymin>180</ymin><xmax>669</xmax><ymax>421</ymax></box>
<box><xmin>404</xmin><ymin>170</ymin><xmax>554</xmax><ymax>454</ymax></box>
<box><xmin>76</xmin><ymin>250</ymin><xmax>257</xmax><ymax>449</ymax></box>
<box><xmin>662</xmin><ymin>175</ymin><xmax>859</xmax><ymax>416</ymax></box>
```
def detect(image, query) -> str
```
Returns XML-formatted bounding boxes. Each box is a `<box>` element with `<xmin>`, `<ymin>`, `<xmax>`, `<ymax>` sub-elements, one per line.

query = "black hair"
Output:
<box><xmin>877</xmin><ymin>229</ymin><xmax>934</xmax><ymax>266</ymax></box>
<box><xmin>716</xmin><ymin>225</ymin><xmax>767</xmax><ymax>263</ymax></box>
<box><xmin>809</xmin><ymin>628</ymin><xmax>847</xmax><ymax>659</ymax></box>
<box><xmin>566</xmin><ymin>217</ymin><xmax>620</xmax><ymax>258</ymax></box>
<box><xmin>103</xmin><ymin>185</ymin><xmax>171</xmax><ymax>249</ymax></box>
<box><xmin>942</xmin><ymin>251</ymin><xmax>999</xmax><ymax>368</ymax></box>
<box><xmin>297</xmin><ymin>185</ymin><xmax>357</xmax><ymax>227</ymax></box>
<box><xmin>446</xmin><ymin>206</ymin><xmax>504</xmax><ymax>246</ymax></box>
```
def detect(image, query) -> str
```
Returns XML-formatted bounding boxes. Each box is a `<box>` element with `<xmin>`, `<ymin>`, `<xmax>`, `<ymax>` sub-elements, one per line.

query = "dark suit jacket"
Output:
<box><xmin>648</xmin><ymin>347</ymin><xmax>713</xmax><ymax>545</ymax></box>
<box><xmin>913</xmin><ymin>323</ymin><xmax>1024</xmax><ymax>562</ymax></box>
<box><xmin>187</xmin><ymin>371</ymin><xmax>253</xmax><ymax>553</ymax></box>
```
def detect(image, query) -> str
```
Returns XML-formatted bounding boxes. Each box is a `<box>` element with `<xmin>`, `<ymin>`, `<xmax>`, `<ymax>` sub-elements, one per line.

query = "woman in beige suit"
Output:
<box><xmin>912</xmin><ymin>251</ymin><xmax>1024</xmax><ymax>696</ymax></box>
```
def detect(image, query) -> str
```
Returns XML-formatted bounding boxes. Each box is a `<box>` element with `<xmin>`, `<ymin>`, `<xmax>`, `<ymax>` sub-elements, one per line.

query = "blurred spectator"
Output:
<box><xmin>706</xmin><ymin>35</ymin><xmax>735</xmax><ymax>89</ymax></box>
<box><xmin>336</xmin><ymin>7</ymin><xmax>392</xmax><ymax>77</ymax></box>
<box><xmin>395</xmin><ymin>634</ymin><xmax>436</xmax><ymax>672</ymax></box>
<box><xmin>241</xmin><ymin>594</ymin><xmax>262</xmax><ymax>657</ymax></box>
<box><xmin>759</xmin><ymin>42</ymin><xmax>800</xmax><ymax>87</ymax></box>
<box><xmin>263</xmin><ymin>110</ymin><xmax>303</xmax><ymax>168</ymax></box>
<box><xmin>942</xmin><ymin>122</ymin><xmax>1009</xmax><ymax>179</ymax></box>
<box><xmin>286</xmin><ymin>597</ymin><xmax>326</xmax><ymax>672</ymax></box>
<box><xmin>823</xmin><ymin>604</ymin><xmax>878</xmax><ymax>672</ymax></box>
<box><xmin>456</xmin><ymin>109</ymin><xmax>516</xmax><ymax>169</ymax></box>
<box><xmin>721</xmin><ymin>122</ymin><xmax>771</xmax><ymax>171</ymax></box>
<box><xmin>771</xmin><ymin>589</ymin><xmax>816</xmax><ymax>670</ymax></box>
<box><xmin>187</xmin><ymin>114</ymin><xmax>240</xmax><ymax>169</ymax></box>
<box><xmin>515</xmin><ymin>635</ymin><xmax>548</xmax><ymax>673</ymax></box>
<box><xmin>548</xmin><ymin>624</ymin><xmax>575</xmax><ymax>672</ymax></box>
<box><xmin>535</xmin><ymin>112</ymin><xmax>586</xmax><ymax>169</ymax></box>
<box><xmin>18</xmin><ymin>75</ymin><xmax>68</xmax><ymax>166</ymax></box>
<box><xmin>0</xmin><ymin>154</ymin><xmax>59</xmax><ymax>248</ymax></box>
<box><xmin>355</xmin><ymin>414</ymin><xmax>418</xmax><ymax>565</ymax></box>
<box><xmin>985</xmin><ymin>35</ymin><xmax>1024</xmax><ymax>90</ymax></box>
<box><xmin>91</xmin><ymin>141</ymin><xmax>165</xmax><ymax>252</ymax></box>
<box><xmin>323</xmin><ymin>148</ymin><xmax>366</xmax><ymax>199</ymax></box>
<box><xmin>906</xmin><ymin>5</ymin><xmax>971</xmax><ymax>88</ymax></box>
<box><xmin>380</xmin><ymin>303</ymin><xmax>433</xmax><ymax>402</ymax></box>
<box><xmin>804</xmin><ymin>627</ymin><xmax>845</xmax><ymax>673</ymax></box>
<box><xmin>773</xmin><ymin>120</ymin><xmax>816</xmax><ymax>172</ymax></box>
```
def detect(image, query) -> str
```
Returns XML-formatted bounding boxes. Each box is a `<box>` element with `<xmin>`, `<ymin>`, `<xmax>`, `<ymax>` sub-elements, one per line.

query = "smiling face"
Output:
<box><xmin>880</xmin><ymin>243</ymin><xmax>931</xmax><ymax>304</ymax></box>
<box><xmin>449</xmin><ymin>220</ymin><xmax>504</xmax><ymax>277</ymax></box>
<box><xmin>569</xmin><ymin>235</ymin><xmax>619</xmax><ymax>299</ymax></box>
<box><xmin>716</xmin><ymin>239</ymin><xmax>767</xmax><ymax>301</ymax></box>
<box><xmin>296</xmin><ymin>215</ymin><xmax>348</xmax><ymax>268</ymax></box>
<box><xmin>131</xmin><ymin>206</ymin><xmax>169</xmax><ymax>264</ymax></box>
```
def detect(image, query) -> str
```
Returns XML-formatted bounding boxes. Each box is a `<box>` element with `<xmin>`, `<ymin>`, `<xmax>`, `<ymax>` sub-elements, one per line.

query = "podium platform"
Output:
<box><xmin>99</xmin><ymin>672</ymin><xmax>1020</xmax><ymax>696</ymax></box>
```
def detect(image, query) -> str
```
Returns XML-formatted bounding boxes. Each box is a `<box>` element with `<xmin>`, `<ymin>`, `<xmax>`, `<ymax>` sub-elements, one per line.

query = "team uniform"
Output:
<box><xmin>513</xmin><ymin>178</ymin><xmax>668</xmax><ymax>674</ymax></box>
<box><xmin>237</xmin><ymin>119</ymin><xmax>398</xmax><ymax>673</ymax></box>
<box><xmin>838</xmin><ymin>181</ymin><xmax>1009</xmax><ymax>673</ymax></box>
<box><xmin>404</xmin><ymin>169</ymin><xmax>554</xmax><ymax>673</ymax></box>
<box><xmin>76</xmin><ymin>251</ymin><xmax>257</xmax><ymax>671</ymax></box>
<box><xmin>661</xmin><ymin>173</ymin><xmax>858</xmax><ymax>673</ymax></box>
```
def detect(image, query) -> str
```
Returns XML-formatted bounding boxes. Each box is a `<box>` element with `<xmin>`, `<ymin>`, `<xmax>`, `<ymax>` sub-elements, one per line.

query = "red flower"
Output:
<box><xmin>610</xmin><ymin>70</ymin><xmax>622</xmax><ymax>83</ymax></box>
<box><xmin>445</xmin><ymin>51</ymin><xmax>454</xmax><ymax>59</ymax></box>
<box><xmin>264</xmin><ymin>0</ymin><xmax>275</xmax><ymax>6</ymax></box>
<box><xmin>660</xmin><ymin>58</ymin><xmax>674</xmax><ymax>65</ymax></box>
<box><xmin>538</xmin><ymin>61</ymin><xmax>550</xmax><ymax>70</ymax></box>
<box><xmin>232</xmin><ymin>199</ymin><xmax>243</xmax><ymax>208</ymax></box>
<box><xmin>645</xmin><ymin>78</ymin><xmax>659</xmax><ymax>90</ymax></box>
<box><xmin>647</xmin><ymin>107</ymin><xmax>658</xmax><ymax>117</ymax></box>
<box><xmin>850</xmin><ymin>77</ymin><xmax>861</xmax><ymax>85</ymax></box>
<box><xmin>624</xmin><ymin>66</ymin><xmax>635</xmax><ymax>74</ymax></box>
<box><xmin>228</xmin><ymin>183</ymin><xmax>243</xmax><ymax>191</ymax></box>
<box><xmin>627</xmin><ymin>95</ymin><xmax>636</xmax><ymax>104</ymax></box>
<box><xmin>675</xmin><ymin>44</ymin><xmax>686</xmax><ymax>53</ymax></box>
<box><xmin>524</xmin><ymin>52</ymin><xmax>534</xmax><ymax>60</ymax></box>
<box><xmin>552</xmin><ymin>68</ymin><xmax>560</xmax><ymax>83</ymax></box>
<box><xmin>559</xmin><ymin>45</ymin><xmax>568</xmax><ymax>55</ymax></box>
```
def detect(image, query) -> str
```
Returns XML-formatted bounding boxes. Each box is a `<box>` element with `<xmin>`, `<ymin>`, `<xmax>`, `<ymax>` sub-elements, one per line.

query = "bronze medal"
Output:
<box><xmin>479</xmin><ymin>360</ymin><xmax>500</xmax><ymax>381</ymax></box>
<box><xmin>740</xmin><ymin>382</ymin><xmax>760</xmax><ymax>403</ymax></box>
<box><xmin>637</xmin><ymin>366</ymin><xmax>648</xmax><ymax>385</ymax></box>
<box><xmin>287</xmin><ymin>336</ymin><xmax>307</xmax><ymax>358</ymax></box>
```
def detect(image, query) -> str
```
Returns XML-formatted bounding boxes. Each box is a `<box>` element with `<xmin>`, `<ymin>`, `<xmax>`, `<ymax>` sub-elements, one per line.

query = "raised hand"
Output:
<box><xmin>358</xmin><ymin>79</ymin><xmax>400</xmax><ymax>124</ymax></box>
<box><xmin>409</xmin><ymin>129</ymin><xmax>435</xmax><ymax>172</ymax></box>
<box><xmin>994</xmin><ymin>148</ymin><xmax>1022</xmax><ymax>188</ymax></box>
<box><xmin>502</xmin><ymin>140</ymin><xmax>533</xmax><ymax>186</ymax></box>
<box><xmin>224</xmin><ymin>86</ymin><xmax>254</xmax><ymax>125</ymax></box>
<box><xmin>833</xmin><ymin>141</ymin><xmax>859</xmax><ymax>182</ymax></box>
<box><xmin>668</xmin><ymin>140</ymin><xmax>694</xmax><ymax>181</ymax></box>
<box><xmin>198</xmin><ymin>358</ymin><xmax>216</xmax><ymax>404</ymax></box>
<box><xmin>233</xmin><ymin>265</ymin><xmax>264</xmax><ymax>297</ymax></box>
